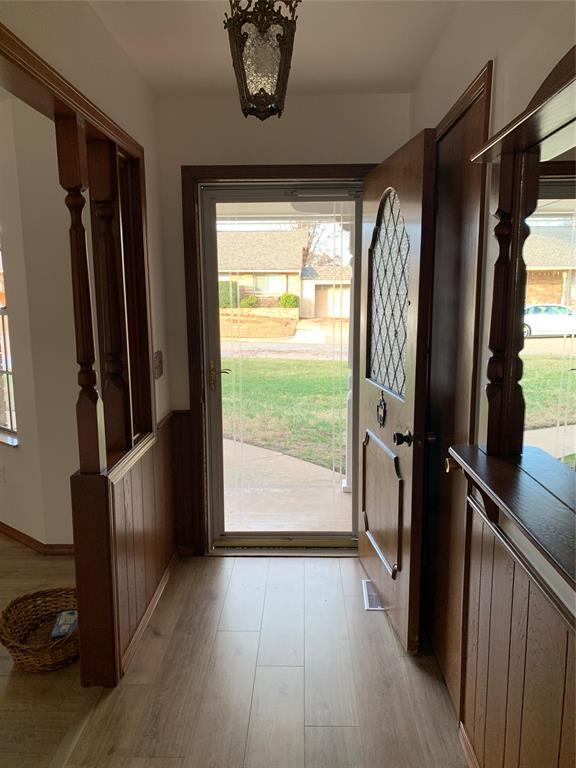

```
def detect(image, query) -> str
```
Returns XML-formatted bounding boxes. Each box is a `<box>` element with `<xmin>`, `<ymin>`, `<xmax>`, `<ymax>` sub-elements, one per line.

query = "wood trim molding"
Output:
<box><xmin>0</xmin><ymin>22</ymin><xmax>143</xmax><ymax>156</ymax></box>
<box><xmin>458</xmin><ymin>723</ymin><xmax>481</xmax><ymax>768</ymax></box>
<box><xmin>437</xmin><ymin>62</ymin><xmax>493</xmax><ymax>445</ymax></box>
<box><xmin>436</xmin><ymin>61</ymin><xmax>493</xmax><ymax>141</ymax></box>
<box><xmin>472</xmin><ymin>46</ymin><xmax>575</xmax><ymax>162</ymax></box>
<box><xmin>528</xmin><ymin>46</ymin><xmax>576</xmax><ymax>110</ymax></box>
<box><xmin>181</xmin><ymin>164</ymin><xmax>376</xmax><ymax>183</ymax></box>
<box><xmin>121</xmin><ymin>552</ymin><xmax>176</xmax><ymax>672</ymax></box>
<box><xmin>0</xmin><ymin>519</ymin><xmax>74</xmax><ymax>556</ymax></box>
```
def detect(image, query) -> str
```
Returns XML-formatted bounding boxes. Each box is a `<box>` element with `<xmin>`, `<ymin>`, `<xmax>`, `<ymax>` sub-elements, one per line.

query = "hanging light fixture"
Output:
<box><xmin>224</xmin><ymin>0</ymin><xmax>301</xmax><ymax>121</ymax></box>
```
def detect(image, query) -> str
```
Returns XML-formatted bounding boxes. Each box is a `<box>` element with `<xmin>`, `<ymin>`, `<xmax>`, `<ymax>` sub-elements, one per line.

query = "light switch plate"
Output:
<box><xmin>153</xmin><ymin>350</ymin><xmax>164</xmax><ymax>380</ymax></box>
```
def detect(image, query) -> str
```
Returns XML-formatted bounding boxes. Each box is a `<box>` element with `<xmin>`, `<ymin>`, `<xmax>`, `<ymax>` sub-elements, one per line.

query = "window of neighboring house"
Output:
<box><xmin>253</xmin><ymin>274</ymin><xmax>287</xmax><ymax>294</ymax></box>
<box><xmin>0</xmin><ymin>246</ymin><xmax>17</xmax><ymax>437</ymax></box>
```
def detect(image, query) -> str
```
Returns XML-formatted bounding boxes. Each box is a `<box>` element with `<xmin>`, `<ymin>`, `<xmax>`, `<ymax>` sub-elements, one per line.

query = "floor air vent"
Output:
<box><xmin>362</xmin><ymin>579</ymin><xmax>385</xmax><ymax>611</ymax></box>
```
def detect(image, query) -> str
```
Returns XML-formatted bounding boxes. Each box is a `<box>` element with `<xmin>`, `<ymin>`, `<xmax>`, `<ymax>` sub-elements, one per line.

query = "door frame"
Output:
<box><xmin>181</xmin><ymin>165</ymin><xmax>375</xmax><ymax>553</ymax></box>
<box><xmin>424</xmin><ymin>63</ymin><xmax>493</xmax><ymax>710</ymax></box>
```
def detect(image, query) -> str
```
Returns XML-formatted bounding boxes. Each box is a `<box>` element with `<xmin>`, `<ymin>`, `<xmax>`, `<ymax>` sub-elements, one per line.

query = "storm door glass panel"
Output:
<box><xmin>215</xmin><ymin>199</ymin><xmax>355</xmax><ymax>532</ymax></box>
<box><xmin>368</xmin><ymin>188</ymin><xmax>410</xmax><ymax>398</ymax></box>
<box><xmin>522</xmin><ymin>176</ymin><xmax>576</xmax><ymax>469</ymax></box>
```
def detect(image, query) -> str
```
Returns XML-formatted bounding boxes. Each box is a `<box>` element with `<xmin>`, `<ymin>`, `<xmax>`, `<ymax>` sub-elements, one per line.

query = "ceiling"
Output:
<box><xmin>91</xmin><ymin>1</ymin><xmax>455</xmax><ymax>95</ymax></box>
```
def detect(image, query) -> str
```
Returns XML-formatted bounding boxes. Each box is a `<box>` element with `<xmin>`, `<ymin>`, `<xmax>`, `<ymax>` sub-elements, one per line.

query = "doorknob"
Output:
<box><xmin>393</xmin><ymin>430</ymin><xmax>413</xmax><ymax>447</ymax></box>
<box><xmin>209</xmin><ymin>360</ymin><xmax>231</xmax><ymax>392</ymax></box>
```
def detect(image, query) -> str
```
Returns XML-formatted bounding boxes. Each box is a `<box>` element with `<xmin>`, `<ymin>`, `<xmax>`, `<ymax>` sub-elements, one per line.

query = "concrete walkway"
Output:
<box><xmin>223</xmin><ymin>438</ymin><xmax>352</xmax><ymax>532</ymax></box>
<box><xmin>524</xmin><ymin>424</ymin><xmax>576</xmax><ymax>459</ymax></box>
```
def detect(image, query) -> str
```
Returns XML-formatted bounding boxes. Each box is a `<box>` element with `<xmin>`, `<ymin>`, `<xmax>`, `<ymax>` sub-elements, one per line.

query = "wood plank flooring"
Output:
<box><xmin>0</xmin><ymin>534</ymin><xmax>102</xmax><ymax>768</ymax></box>
<box><xmin>0</xmin><ymin>536</ymin><xmax>465</xmax><ymax>768</ymax></box>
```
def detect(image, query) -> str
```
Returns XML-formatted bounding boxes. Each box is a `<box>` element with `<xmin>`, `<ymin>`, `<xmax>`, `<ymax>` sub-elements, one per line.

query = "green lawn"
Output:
<box><xmin>221</xmin><ymin>354</ymin><xmax>574</xmax><ymax>470</ymax></box>
<box><xmin>221</xmin><ymin>358</ymin><xmax>348</xmax><ymax>470</ymax></box>
<box><xmin>522</xmin><ymin>355</ymin><xmax>576</xmax><ymax>429</ymax></box>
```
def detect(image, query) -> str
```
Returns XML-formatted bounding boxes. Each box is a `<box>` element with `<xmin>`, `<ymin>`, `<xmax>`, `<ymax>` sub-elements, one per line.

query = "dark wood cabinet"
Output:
<box><xmin>460</xmin><ymin>494</ymin><xmax>574</xmax><ymax>768</ymax></box>
<box><xmin>451</xmin><ymin>47</ymin><xmax>576</xmax><ymax>768</ymax></box>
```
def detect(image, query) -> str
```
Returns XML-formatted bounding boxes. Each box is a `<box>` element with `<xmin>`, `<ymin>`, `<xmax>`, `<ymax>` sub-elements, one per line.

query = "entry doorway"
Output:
<box><xmin>198</xmin><ymin>183</ymin><xmax>362</xmax><ymax>548</ymax></box>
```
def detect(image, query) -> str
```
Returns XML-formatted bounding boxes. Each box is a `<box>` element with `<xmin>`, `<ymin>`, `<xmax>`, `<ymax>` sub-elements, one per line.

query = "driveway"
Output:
<box><xmin>221</xmin><ymin>319</ymin><xmax>350</xmax><ymax>360</ymax></box>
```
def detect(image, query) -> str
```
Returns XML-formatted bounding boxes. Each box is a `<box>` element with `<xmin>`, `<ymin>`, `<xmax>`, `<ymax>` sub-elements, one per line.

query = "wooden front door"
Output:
<box><xmin>358</xmin><ymin>130</ymin><xmax>436</xmax><ymax>653</ymax></box>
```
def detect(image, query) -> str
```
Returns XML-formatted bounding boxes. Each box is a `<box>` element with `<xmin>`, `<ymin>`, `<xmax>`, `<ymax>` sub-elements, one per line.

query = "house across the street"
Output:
<box><xmin>525</xmin><ymin>219</ymin><xmax>575</xmax><ymax>306</ymax></box>
<box><xmin>217</xmin><ymin>226</ymin><xmax>352</xmax><ymax>318</ymax></box>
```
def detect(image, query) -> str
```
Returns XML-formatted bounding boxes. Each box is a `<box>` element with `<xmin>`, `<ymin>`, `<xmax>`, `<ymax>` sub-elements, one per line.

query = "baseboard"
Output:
<box><xmin>458</xmin><ymin>723</ymin><xmax>480</xmax><ymax>768</ymax></box>
<box><xmin>0</xmin><ymin>519</ymin><xmax>74</xmax><ymax>555</ymax></box>
<box><xmin>120</xmin><ymin>553</ymin><xmax>177</xmax><ymax>673</ymax></box>
<box><xmin>177</xmin><ymin>544</ymin><xmax>203</xmax><ymax>556</ymax></box>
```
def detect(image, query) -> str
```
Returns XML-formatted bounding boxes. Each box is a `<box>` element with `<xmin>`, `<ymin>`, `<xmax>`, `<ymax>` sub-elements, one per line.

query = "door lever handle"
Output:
<box><xmin>209</xmin><ymin>361</ymin><xmax>231</xmax><ymax>392</ymax></box>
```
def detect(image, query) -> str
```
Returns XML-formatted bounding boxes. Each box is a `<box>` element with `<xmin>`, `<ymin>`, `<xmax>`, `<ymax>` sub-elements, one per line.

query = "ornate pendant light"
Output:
<box><xmin>224</xmin><ymin>0</ymin><xmax>301</xmax><ymax>121</ymax></box>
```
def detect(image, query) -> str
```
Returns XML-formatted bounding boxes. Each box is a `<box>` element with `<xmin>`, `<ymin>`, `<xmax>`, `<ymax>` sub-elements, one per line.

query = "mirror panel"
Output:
<box><xmin>521</xmin><ymin>139</ymin><xmax>576</xmax><ymax>468</ymax></box>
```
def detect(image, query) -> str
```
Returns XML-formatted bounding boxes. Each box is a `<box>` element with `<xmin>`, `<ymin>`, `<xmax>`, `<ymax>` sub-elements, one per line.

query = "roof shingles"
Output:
<box><xmin>216</xmin><ymin>228</ymin><xmax>308</xmax><ymax>272</ymax></box>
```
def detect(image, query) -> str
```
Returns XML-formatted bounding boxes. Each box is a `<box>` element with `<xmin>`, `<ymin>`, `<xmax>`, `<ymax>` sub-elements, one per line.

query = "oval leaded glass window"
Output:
<box><xmin>368</xmin><ymin>188</ymin><xmax>410</xmax><ymax>398</ymax></box>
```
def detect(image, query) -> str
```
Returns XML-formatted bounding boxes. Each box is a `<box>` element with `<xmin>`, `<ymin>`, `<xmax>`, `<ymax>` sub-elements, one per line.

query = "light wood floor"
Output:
<box><xmin>0</xmin><ymin>535</ymin><xmax>466</xmax><ymax>767</ymax></box>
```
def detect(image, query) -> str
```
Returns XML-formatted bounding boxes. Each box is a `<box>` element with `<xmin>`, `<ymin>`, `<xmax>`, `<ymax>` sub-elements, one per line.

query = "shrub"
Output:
<box><xmin>240</xmin><ymin>294</ymin><xmax>259</xmax><ymax>308</ymax></box>
<box><xmin>219</xmin><ymin>280</ymin><xmax>239</xmax><ymax>308</ymax></box>
<box><xmin>279</xmin><ymin>292</ymin><xmax>299</xmax><ymax>309</ymax></box>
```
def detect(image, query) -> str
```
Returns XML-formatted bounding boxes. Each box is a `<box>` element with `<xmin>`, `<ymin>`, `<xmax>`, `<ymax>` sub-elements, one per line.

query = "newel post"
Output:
<box><xmin>55</xmin><ymin>114</ymin><xmax>107</xmax><ymax>474</ymax></box>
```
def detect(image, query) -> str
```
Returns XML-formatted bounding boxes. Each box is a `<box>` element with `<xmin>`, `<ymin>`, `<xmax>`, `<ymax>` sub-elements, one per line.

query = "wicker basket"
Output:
<box><xmin>0</xmin><ymin>588</ymin><xmax>79</xmax><ymax>672</ymax></box>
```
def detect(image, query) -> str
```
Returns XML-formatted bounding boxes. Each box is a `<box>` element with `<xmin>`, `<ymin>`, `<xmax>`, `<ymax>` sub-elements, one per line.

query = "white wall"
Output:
<box><xmin>157</xmin><ymin>93</ymin><xmax>411</xmax><ymax>407</ymax></box>
<box><xmin>409</xmin><ymin>0</ymin><xmax>575</xmax><ymax>442</ymax></box>
<box><xmin>0</xmin><ymin>98</ymin><xmax>74</xmax><ymax>543</ymax></box>
<box><xmin>0</xmin><ymin>2</ymin><xmax>171</xmax><ymax>543</ymax></box>
<box><xmin>0</xmin><ymin>1</ymin><xmax>170</xmax><ymax>421</ymax></box>
<box><xmin>410</xmin><ymin>1</ymin><xmax>575</xmax><ymax>135</ymax></box>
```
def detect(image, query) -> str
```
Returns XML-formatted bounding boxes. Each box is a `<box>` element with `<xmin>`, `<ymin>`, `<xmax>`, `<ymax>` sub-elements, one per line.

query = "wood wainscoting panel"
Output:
<box><xmin>471</xmin><ymin>525</ymin><xmax>494</xmax><ymax>768</ymax></box>
<box><xmin>502</xmin><ymin>565</ymin><xmax>529</xmax><ymax>768</ymax></box>
<box><xmin>462</xmin><ymin>508</ymin><xmax>483</xmax><ymax>743</ymax></box>
<box><xmin>519</xmin><ymin>584</ymin><xmax>567</xmax><ymax>767</ymax></box>
<box><xmin>72</xmin><ymin>414</ymin><xmax>177</xmax><ymax>687</ymax></box>
<box><xmin>559</xmin><ymin>634</ymin><xmax>575</xmax><ymax>768</ymax></box>
<box><xmin>461</xmin><ymin>500</ymin><xmax>574</xmax><ymax>768</ymax></box>
<box><xmin>483</xmin><ymin>539</ymin><xmax>514</xmax><ymax>768</ymax></box>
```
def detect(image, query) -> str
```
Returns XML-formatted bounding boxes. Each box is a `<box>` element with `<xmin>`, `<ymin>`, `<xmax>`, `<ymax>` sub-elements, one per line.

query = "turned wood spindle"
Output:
<box><xmin>55</xmin><ymin>115</ymin><xmax>106</xmax><ymax>474</ymax></box>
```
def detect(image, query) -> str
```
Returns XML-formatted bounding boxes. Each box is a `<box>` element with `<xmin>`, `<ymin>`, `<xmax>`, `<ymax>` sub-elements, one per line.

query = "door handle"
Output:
<box><xmin>392</xmin><ymin>431</ymin><xmax>437</xmax><ymax>448</ymax></box>
<box><xmin>209</xmin><ymin>360</ymin><xmax>231</xmax><ymax>392</ymax></box>
<box><xmin>393</xmin><ymin>430</ymin><xmax>413</xmax><ymax>447</ymax></box>
<box><xmin>445</xmin><ymin>457</ymin><xmax>462</xmax><ymax>473</ymax></box>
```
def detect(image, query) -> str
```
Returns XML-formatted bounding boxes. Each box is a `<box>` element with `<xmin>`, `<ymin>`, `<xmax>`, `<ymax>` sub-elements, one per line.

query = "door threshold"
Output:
<box><xmin>210</xmin><ymin>535</ymin><xmax>358</xmax><ymax>552</ymax></box>
<box><xmin>208</xmin><ymin>547</ymin><xmax>358</xmax><ymax>557</ymax></box>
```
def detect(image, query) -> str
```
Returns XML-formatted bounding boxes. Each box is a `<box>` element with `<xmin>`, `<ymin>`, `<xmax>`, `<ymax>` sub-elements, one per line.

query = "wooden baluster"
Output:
<box><xmin>486</xmin><ymin>149</ymin><xmax>540</xmax><ymax>455</ymax></box>
<box><xmin>486</xmin><ymin>152</ymin><xmax>515</xmax><ymax>454</ymax></box>
<box><xmin>87</xmin><ymin>139</ymin><xmax>133</xmax><ymax>456</ymax></box>
<box><xmin>55</xmin><ymin>114</ymin><xmax>106</xmax><ymax>474</ymax></box>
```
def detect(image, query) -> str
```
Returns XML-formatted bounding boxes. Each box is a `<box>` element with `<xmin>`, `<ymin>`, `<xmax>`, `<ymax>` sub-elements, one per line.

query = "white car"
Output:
<box><xmin>523</xmin><ymin>304</ymin><xmax>576</xmax><ymax>337</ymax></box>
